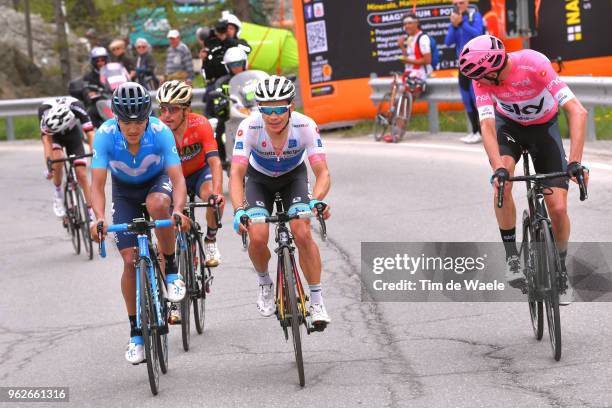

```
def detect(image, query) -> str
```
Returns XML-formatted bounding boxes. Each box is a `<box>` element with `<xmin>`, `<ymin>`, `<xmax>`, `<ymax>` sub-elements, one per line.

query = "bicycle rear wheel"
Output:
<box><xmin>390</xmin><ymin>92</ymin><xmax>413</xmax><ymax>142</ymax></box>
<box><xmin>139</xmin><ymin>259</ymin><xmax>160</xmax><ymax>395</ymax></box>
<box><xmin>523</xmin><ymin>211</ymin><xmax>543</xmax><ymax>340</ymax></box>
<box><xmin>178</xmin><ymin>237</ymin><xmax>191</xmax><ymax>351</ymax></box>
<box><xmin>540</xmin><ymin>221</ymin><xmax>562</xmax><ymax>361</ymax></box>
<box><xmin>65</xmin><ymin>184</ymin><xmax>81</xmax><ymax>255</ymax></box>
<box><xmin>76</xmin><ymin>186</ymin><xmax>93</xmax><ymax>260</ymax></box>
<box><xmin>283</xmin><ymin>247</ymin><xmax>305</xmax><ymax>387</ymax></box>
<box><xmin>373</xmin><ymin>93</ymin><xmax>391</xmax><ymax>141</ymax></box>
<box><xmin>193</xmin><ymin>234</ymin><xmax>207</xmax><ymax>335</ymax></box>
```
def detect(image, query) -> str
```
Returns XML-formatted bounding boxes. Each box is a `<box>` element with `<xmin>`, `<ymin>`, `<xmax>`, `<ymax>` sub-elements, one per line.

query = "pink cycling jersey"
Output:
<box><xmin>473</xmin><ymin>49</ymin><xmax>576</xmax><ymax>126</ymax></box>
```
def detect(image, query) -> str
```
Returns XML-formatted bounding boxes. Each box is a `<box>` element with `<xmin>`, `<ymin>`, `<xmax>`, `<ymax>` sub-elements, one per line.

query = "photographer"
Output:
<box><xmin>444</xmin><ymin>0</ymin><xmax>484</xmax><ymax>144</ymax></box>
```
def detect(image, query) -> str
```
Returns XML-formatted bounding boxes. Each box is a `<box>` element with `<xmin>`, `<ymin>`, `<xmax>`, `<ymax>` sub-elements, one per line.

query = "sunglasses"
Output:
<box><xmin>227</xmin><ymin>61</ymin><xmax>243</xmax><ymax>69</ymax></box>
<box><xmin>95</xmin><ymin>57</ymin><xmax>107</xmax><ymax>63</ymax></box>
<box><xmin>258</xmin><ymin>105</ymin><xmax>291</xmax><ymax>116</ymax></box>
<box><xmin>159</xmin><ymin>105</ymin><xmax>184</xmax><ymax>115</ymax></box>
<box><xmin>136</xmin><ymin>45</ymin><xmax>147</xmax><ymax>49</ymax></box>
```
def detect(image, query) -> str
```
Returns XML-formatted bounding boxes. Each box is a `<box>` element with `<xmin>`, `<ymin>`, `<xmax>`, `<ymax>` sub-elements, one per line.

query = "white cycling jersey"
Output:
<box><xmin>231</xmin><ymin>111</ymin><xmax>326</xmax><ymax>177</ymax></box>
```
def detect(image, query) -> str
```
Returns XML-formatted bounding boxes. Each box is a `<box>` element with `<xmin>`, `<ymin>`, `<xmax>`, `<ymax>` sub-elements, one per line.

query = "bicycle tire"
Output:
<box><xmin>65</xmin><ymin>184</ymin><xmax>81</xmax><ymax>255</ymax></box>
<box><xmin>76</xmin><ymin>185</ymin><xmax>93</xmax><ymax>260</ymax></box>
<box><xmin>193</xmin><ymin>234</ymin><xmax>207</xmax><ymax>335</ymax></box>
<box><xmin>523</xmin><ymin>210</ymin><xmax>543</xmax><ymax>340</ymax></box>
<box><xmin>153</xmin><ymin>254</ymin><xmax>169</xmax><ymax>374</ymax></box>
<box><xmin>178</xmin><ymin>238</ymin><xmax>191</xmax><ymax>352</ymax></box>
<box><xmin>283</xmin><ymin>247</ymin><xmax>305</xmax><ymax>387</ymax></box>
<box><xmin>391</xmin><ymin>92</ymin><xmax>413</xmax><ymax>142</ymax></box>
<box><xmin>540</xmin><ymin>221</ymin><xmax>562</xmax><ymax>361</ymax></box>
<box><xmin>373</xmin><ymin>93</ymin><xmax>391</xmax><ymax>141</ymax></box>
<box><xmin>139</xmin><ymin>258</ymin><xmax>159</xmax><ymax>395</ymax></box>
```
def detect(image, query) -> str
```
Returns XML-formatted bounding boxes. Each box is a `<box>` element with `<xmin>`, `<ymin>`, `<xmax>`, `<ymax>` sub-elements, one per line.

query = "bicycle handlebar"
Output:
<box><xmin>98</xmin><ymin>218</ymin><xmax>176</xmax><ymax>258</ymax></box>
<box><xmin>184</xmin><ymin>195</ymin><xmax>222</xmax><ymax>229</ymax></box>
<box><xmin>48</xmin><ymin>153</ymin><xmax>93</xmax><ymax>164</ymax></box>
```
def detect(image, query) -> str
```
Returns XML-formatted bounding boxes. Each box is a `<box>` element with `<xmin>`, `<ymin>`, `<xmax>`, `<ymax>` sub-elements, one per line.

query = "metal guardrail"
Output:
<box><xmin>369</xmin><ymin>76</ymin><xmax>612</xmax><ymax>141</ymax></box>
<box><xmin>0</xmin><ymin>89</ymin><xmax>207</xmax><ymax>141</ymax></box>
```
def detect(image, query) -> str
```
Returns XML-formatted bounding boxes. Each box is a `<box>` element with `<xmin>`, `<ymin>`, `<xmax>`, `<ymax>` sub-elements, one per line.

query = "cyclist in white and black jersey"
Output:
<box><xmin>229</xmin><ymin>75</ymin><xmax>332</xmax><ymax>325</ymax></box>
<box><xmin>38</xmin><ymin>97</ymin><xmax>95</xmax><ymax>218</ymax></box>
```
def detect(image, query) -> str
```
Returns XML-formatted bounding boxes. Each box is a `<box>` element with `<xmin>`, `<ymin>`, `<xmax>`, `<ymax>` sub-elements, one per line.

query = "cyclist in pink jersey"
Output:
<box><xmin>460</xmin><ymin>35</ymin><xmax>589</xmax><ymax>304</ymax></box>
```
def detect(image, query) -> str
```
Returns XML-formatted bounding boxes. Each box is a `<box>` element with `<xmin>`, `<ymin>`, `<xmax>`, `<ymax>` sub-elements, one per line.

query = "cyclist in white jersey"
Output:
<box><xmin>229</xmin><ymin>75</ymin><xmax>332</xmax><ymax>325</ymax></box>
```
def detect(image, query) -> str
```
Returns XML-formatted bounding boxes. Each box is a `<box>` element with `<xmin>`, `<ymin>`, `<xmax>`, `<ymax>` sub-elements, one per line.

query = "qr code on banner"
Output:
<box><xmin>306</xmin><ymin>21</ymin><xmax>328</xmax><ymax>54</ymax></box>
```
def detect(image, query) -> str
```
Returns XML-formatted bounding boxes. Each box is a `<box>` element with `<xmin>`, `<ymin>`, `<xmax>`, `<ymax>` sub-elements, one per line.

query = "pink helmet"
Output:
<box><xmin>459</xmin><ymin>35</ymin><xmax>507</xmax><ymax>80</ymax></box>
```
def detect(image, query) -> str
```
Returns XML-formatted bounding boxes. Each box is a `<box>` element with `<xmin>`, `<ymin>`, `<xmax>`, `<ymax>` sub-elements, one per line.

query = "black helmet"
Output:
<box><xmin>215</xmin><ymin>19</ymin><xmax>228</xmax><ymax>33</ymax></box>
<box><xmin>111</xmin><ymin>82</ymin><xmax>151</xmax><ymax>122</ymax></box>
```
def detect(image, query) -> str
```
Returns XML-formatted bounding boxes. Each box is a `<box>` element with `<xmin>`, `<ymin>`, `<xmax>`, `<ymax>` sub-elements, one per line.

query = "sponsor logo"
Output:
<box><xmin>293</xmin><ymin>123</ymin><xmax>309</xmax><ymax>128</ymax></box>
<box><xmin>180</xmin><ymin>142</ymin><xmax>202</xmax><ymax>161</ymax></box>
<box><xmin>255</xmin><ymin>200</ymin><xmax>265</xmax><ymax>207</ymax></box>
<box><xmin>476</xmin><ymin>53</ymin><xmax>492</xmax><ymax>66</ymax></box>
<box><xmin>546</xmin><ymin>77</ymin><xmax>562</xmax><ymax>91</ymax></box>
<box><xmin>565</xmin><ymin>0</ymin><xmax>582</xmax><ymax>41</ymax></box>
<box><xmin>150</xmin><ymin>122</ymin><xmax>165</xmax><ymax>133</ymax></box>
<box><xmin>248</xmin><ymin>125</ymin><xmax>262</xmax><ymax>130</ymax></box>
<box><xmin>292</xmin><ymin>197</ymin><xmax>302</xmax><ymax>203</ymax></box>
<box><xmin>317</xmin><ymin>139</ymin><xmax>323</xmax><ymax>148</ymax></box>
<box><xmin>313</xmin><ymin>2</ymin><xmax>324</xmax><ymax>18</ymax></box>
<box><xmin>237</xmin><ymin>129</ymin><xmax>244</xmax><ymax>136</ymax></box>
<box><xmin>288</xmin><ymin>139</ymin><xmax>297</xmax><ymax>148</ymax></box>
<box><xmin>162</xmin><ymin>181</ymin><xmax>172</xmax><ymax>192</ymax></box>
<box><xmin>235</xmin><ymin>141</ymin><xmax>243</xmax><ymax>150</ymax></box>
<box><xmin>476</xmin><ymin>95</ymin><xmax>490</xmax><ymax>103</ymax></box>
<box><xmin>109</xmin><ymin>154</ymin><xmax>161</xmax><ymax>177</ymax></box>
<box><xmin>304</xmin><ymin>4</ymin><xmax>313</xmax><ymax>20</ymax></box>
<box><xmin>498</xmin><ymin>98</ymin><xmax>545</xmax><ymax>116</ymax></box>
<box><xmin>511</xmin><ymin>78</ymin><xmax>531</xmax><ymax>87</ymax></box>
<box><xmin>505</xmin><ymin>134</ymin><xmax>517</xmax><ymax>143</ymax></box>
<box><xmin>262</xmin><ymin>140</ymin><xmax>267</xmax><ymax>148</ymax></box>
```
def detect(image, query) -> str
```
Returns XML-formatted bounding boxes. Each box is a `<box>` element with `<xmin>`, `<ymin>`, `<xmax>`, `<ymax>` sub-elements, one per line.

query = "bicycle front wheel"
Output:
<box><xmin>193</xmin><ymin>234</ymin><xmax>207</xmax><ymax>335</ymax></box>
<box><xmin>76</xmin><ymin>186</ymin><xmax>93</xmax><ymax>260</ymax></box>
<box><xmin>65</xmin><ymin>184</ymin><xmax>80</xmax><ymax>255</ymax></box>
<box><xmin>373</xmin><ymin>93</ymin><xmax>391</xmax><ymax>141</ymax></box>
<box><xmin>178</xmin><ymin>237</ymin><xmax>191</xmax><ymax>352</ymax></box>
<box><xmin>540</xmin><ymin>221</ymin><xmax>562</xmax><ymax>361</ymax></box>
<box><xmin>283</xmin><ymin>247</ymin><xmax>305</xmax><ymax>387</ymax></box>
<box><xmin>523</xmin><ymin>210</ymin><xmax>543</xmax><ymax>340</ymax></box>
<box><xmin>139</xmin><ymin>259</ymin><xmax>160</xmax><ymax>395</ymax></box>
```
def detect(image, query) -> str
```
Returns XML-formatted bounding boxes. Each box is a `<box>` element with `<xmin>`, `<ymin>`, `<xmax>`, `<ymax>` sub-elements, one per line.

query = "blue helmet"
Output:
<box><xmin>111</xmin><ymin>82</ymin><xmax>151</xmax><ymax>122</ymax></box>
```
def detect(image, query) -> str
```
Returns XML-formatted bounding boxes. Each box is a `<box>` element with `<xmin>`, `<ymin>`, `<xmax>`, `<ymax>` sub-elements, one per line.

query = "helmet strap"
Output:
<box><xmin>483</xmin><ymin>54</ymin><xmax>509</xmax><ymax>86</ymax></box>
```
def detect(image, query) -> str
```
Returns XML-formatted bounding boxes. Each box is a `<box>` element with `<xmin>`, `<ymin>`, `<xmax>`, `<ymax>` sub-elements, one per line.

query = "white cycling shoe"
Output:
<box><xmin>166</xmin><ymin>274</ymin><xmax>186</xmax><ymax>303</ymax></box>
<box><xmin>204</xmin><ymin>240</ymin><xmax>221</xmax><ymax>267</ymax></box>
<box><xmin>256</xmin><ymin>283</ymin><xmax>275</xmax><ymax>317</ymax></box>
<box><xmin>309</xmin><ymin>303</ymin><xmax>331</xmax><ymax>325</ymax></box>
<box><xmin>125</xmin><ymin>336</ymin><xmax>145</xmax><ymax>364</ymax></box>
<box><xmin>53</xmin><ymin>192</ymin><xmax>65</xmax><ymax>217</ymax></box>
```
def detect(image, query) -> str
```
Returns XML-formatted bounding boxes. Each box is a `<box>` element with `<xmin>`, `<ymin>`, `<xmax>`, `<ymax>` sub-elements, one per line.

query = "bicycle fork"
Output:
<box><xmin>135</xmin><ymin>234</ymin><xmax>166</xmax><ymax>333</ymax></box>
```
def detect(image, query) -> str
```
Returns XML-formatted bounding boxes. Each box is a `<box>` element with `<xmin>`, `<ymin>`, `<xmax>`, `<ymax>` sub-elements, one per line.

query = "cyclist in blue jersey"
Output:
<box><xmin>89</xmin><ymin>82</ymin><xmax>190</xmax><ymax>364</ymax></box>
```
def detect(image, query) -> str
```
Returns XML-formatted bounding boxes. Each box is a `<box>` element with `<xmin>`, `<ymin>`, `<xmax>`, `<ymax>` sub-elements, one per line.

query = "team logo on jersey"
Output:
<box><xmin>237</xmin><ymin>129</ymin><xmax>243</xmax><ymax>136</ymax></box>
<box><xmin>292</xmin><ymin>197</ymin><xmax>302</xmax><ymax>203</ymax></box>
<box><xmin>256</xmin><ymin>200</ymin><xmax>265</xmax><ymax>207</ymax></box>
<box><xmin>476</xmin><ymin>95</ymin><xmax>490</xmax><ymax>103</ymax></box>
<box><xmin>109</xmin><ymin>154</ymin><xmax>161</xmax><ymax>177</ymax></box>
<box><xmin>99</xmin><ymin>123</ymin><xmax>114</xmax><ymax>134</ymax></box>
<box><xmin>235</xmin><ymin>141</ymin><xmax>243</xmax><ymax>150</ymax></box>
<box><xmin>262</xmin><ymin>140</ymin><xmax>267</xmax><ymax>148</ymax></box>
<box><xmin>288</xmin><ymin>139</ymin><xmax>297</xmax><ymax>148</ymax></box>
<box><xmin>150</xmin><ymin>122</ymin><xmax>165</xmax><ymax>133</ymax></box>
<box><xmin>317</xmin><ymin>139</ymin><xmax>323</xmax><ymax>147</ymax></box>
<box><xmin>180</xmin><ymin>142</ymin><xmax>202</xmax><ymax>161</ymax></box>
<box><xmin>498</xmin><ymin>98</ymin><xmax>545</xmax><ymax>116</ymax></box>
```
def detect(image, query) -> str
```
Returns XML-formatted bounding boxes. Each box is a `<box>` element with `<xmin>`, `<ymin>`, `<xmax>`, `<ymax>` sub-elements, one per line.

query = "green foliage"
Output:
<box><xmin>0</xmin><ymin>117</ymin><xmax>41</xmax><ymax>141</ymax></box>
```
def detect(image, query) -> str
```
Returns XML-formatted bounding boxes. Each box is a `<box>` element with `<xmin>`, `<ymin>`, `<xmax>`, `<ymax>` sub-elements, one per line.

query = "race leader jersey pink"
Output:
<box><xmin>232</xmin><ymin>111</ymin><xmax>326</xmax><ymax>177</ymax></box>
<box><xmin>473</xmin><ymin>49</ymin><xmax>576</xmax><ymax>126</ymax></box>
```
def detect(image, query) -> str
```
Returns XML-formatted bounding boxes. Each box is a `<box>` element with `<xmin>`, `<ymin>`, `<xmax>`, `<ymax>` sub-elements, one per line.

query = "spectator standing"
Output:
<box><xmin>165</xmin><ymin>29</ymin><xmax>195</xmax><ymax>84</ymax></box>
<box><xmin>134</xmin><ymin>38</ymin><xmax>159</xmax><ymax>90</ymax></box>
<box><xmin>444</xmin><ymin>0</ymin><xmax>485</xmax><ymax>144</ymax></box>
<box><xmin>109</xmin><ymin>39</ymin><xmax>136</xmax><ymax>79</ymax></box>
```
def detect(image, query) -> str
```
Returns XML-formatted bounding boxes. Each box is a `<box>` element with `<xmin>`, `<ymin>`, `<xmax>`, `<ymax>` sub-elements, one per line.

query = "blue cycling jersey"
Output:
<box><xmin>91</xmin><ymin>116</ymin><xmax>181</xmax><ymax>184</ymax></box>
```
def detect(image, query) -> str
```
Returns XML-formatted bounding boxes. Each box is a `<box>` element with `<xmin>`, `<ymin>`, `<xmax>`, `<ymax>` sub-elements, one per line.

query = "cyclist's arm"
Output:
<box><xmin>41</xmin><ymin>133</ymin><xmax>53</xmax><ymax>163</ymax></box>
<box><xmin>85</xmin><ymin>129</ymin><xmax>95</xmax><ymax>152</ymax></box>
<box><xmin>563</xmin><ymin>98</ymin><xmax>588</xmax><ymax>163</ymax></box>
<box><xmin>201</xmin><ymin>119</ymin><xmax>223</xmax><ymax>195</ymax></box>
<box><xmin>229</xmin><ymin>162</ymin><xmax>247</xmax><ymax>211</ymax></box>
<box><xmin>91</xmin><ymin>168</ymin><xmax>107</xmax><ymax>221</ymax></box>
<box><xmin>480</xmin><ymin>118</ymin><xmax>504</xmax><ymax>171</ymax></box>
<box><xmin>310</xmin><ymin>160</ymin><xmax>331</xmax><ymax>200</ymax></box>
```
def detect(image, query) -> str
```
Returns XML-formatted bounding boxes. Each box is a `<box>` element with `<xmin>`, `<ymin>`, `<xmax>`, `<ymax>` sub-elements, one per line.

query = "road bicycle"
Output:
<box><xmin>497</xmin><ymin>151</ymin><xmax>587</xmax><ymax>361</ymax></box>
<box><xmin>98</xmin><ymin>216</ymin><xmax>179</xmax><ymax>395</ymax></box>
<box><xmin>48</xmin><ymin>153</ymin><xmax>94</xmax><ymax>259</ymax></box>
<box><xmin>372</xmin><ymin>71</ymin><xmax>426</xmax><ymax>143</ymax></box>
<box><xmin>175</xmin><ymin>192</ymin><xmax>221</xmax><ymax>351</ymax></box>
<box><xmin>241</xmin><ymin>194</ymin><xmax>328</xmax><ymax>386</ymax></box>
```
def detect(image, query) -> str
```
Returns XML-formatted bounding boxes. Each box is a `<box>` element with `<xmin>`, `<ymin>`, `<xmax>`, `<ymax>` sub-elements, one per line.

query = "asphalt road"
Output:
<box><xmin>1</xmin><ymin>133</ymin><xmax>612</xmax><ymax>408</ymax></box>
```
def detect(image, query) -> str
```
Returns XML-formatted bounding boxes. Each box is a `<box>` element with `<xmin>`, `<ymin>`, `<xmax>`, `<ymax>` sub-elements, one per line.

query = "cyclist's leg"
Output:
<box><xmin>191</xmin><ymin>166</ymin><xmax>222</xmax><ymax>265</ymax></box>
<box><xmin>65</xmin><ymin>129</ymin><xmax>92</xmax><ymax>205</ymax></box>
<box><xmin>494</xmin><ymin>115</ymin><xmax>522</xmax><ymax>263</ymax></box>
<box><xmin>244</xmin><ymin>169</ymin><xmax>273</xmax><ymax>273</ymax></box>
<box><xmin>145</xmin><ymin>173</ymin><xmax>174</xmax><ymax>260</ymax></box>
<box><xmin>529</xmin><ymin>116</ymin><xmax>570</xmax><ymax>247</ymax></box>
<box><xmin>50</xmin><ymin>139</ymin><xmax>65</xmax><ymax>188</ymax></box>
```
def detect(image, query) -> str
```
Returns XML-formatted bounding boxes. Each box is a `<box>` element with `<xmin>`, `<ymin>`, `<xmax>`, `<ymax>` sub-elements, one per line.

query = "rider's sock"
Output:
<box><xmin>309</xmin><ymin>284</ymin><xmax>323</xmax><ymax>304</ymax></box>
<box><xmin>257</xmin><ymin>271</ymin><xmax>273</xmax><ymax>286</ymax></box>
<box><xmin>500</xmin><ymin>228</ymin><xmax>518</xmax><ymax>260</ymax></box>
<box><xmin>164</xmin><ymin>253</ymin><xmax>176</xmax><ymax>273</ymax></box>
<box><xmin>559</xmin><ymin>250</ymin><xmax>568</xmax><ymax>271</ymax></box>
<box><xmin>129</xmin><ymin>315</ymin><xmax>141</xmax><ymax>338</ymax></box>
<box><xmin>205</xmin><ymin>227</ymin><xmax>218</xmax><ymax>242</ymax></box>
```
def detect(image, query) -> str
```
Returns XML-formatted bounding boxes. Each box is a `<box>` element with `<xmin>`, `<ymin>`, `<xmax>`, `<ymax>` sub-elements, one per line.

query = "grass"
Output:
<box><xmin>2</xmin><ymin>107</ymin><xmax>611</xmax><ymax>141</ymax></box>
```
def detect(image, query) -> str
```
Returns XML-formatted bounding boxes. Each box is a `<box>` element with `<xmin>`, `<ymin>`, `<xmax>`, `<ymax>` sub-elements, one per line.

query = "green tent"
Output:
<box><xmin>241</xmin><ymin>22</ymin><xmax>299</xmax><ymax>74</ymax></box>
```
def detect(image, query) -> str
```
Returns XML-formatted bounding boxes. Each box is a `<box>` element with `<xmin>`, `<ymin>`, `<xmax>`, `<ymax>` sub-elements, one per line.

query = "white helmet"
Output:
<box><xmin>222</xmin><ymin>11</ymin><xmax>242</xmax><ymax>37</ymax></box>
<box><xmin>156</xmin><ymin>80</ymin><xmax>192</xmax><ymax>105</ymax></box>
<box><xmin>255</xmin><ymin>75</ymin><xmax>296</xmax><ymax>103</ymax></box>
<box><xmin>44</xmin><ymin>103</ymin><xmax>75</xmax><ymax>134</ymax></box>
<box><xmin>222</xmin><ymin>47</ymin><xmax>248</xmax><ymax>72</ymax></box>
